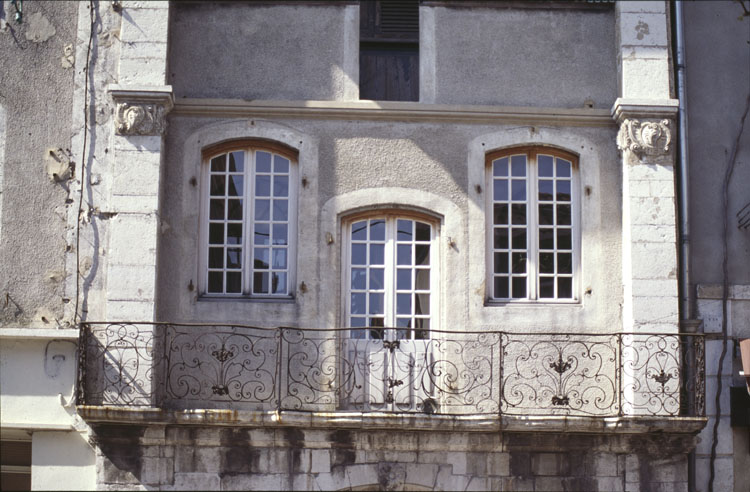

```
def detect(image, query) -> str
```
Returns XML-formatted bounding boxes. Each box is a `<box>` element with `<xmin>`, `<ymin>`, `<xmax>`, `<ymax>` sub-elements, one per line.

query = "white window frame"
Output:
<box><xmin>485</xmin><ymin>147</ymin><xmax>580</xmax><ymax>303</ymax></box>
<box><xmin>198</xmin><ymin>140</ymin><xmax>298</xmax><ymax>299</ymax></box>
<box><xmin>342</xmin><ymin>211</ymin><xmax>440</xmax><ymax>338</ymax></box>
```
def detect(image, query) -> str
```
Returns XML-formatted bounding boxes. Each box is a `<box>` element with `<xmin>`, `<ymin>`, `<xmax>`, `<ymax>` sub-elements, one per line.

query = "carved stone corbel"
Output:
<box><xmin>617</xmin><ymin>118</ymin><xmax>672</xmax><ymax>162</ymax></box>
<box><xmin>108</xmin><ymin>86</ymin><xmax>174</xmax><ymax>136</ymax></box>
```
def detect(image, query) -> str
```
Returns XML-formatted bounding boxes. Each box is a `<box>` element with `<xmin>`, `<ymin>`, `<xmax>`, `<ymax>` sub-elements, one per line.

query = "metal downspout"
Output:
<box><xmin>674</xmin><ymin>2</ymin><xmax>696</xmax><ymax>491</ymax></box>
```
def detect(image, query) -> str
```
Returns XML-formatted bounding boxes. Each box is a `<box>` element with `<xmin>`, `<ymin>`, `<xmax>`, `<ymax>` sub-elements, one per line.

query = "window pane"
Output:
<box><xmin>272</xmin><ymin>248</ymin><xmax>287</xmax><ymax>269</ymax></box>
<box><xmin>511</xmin><ymin>204</ymin><xmax>526</xmax><ymax>225</ymax></box>
<box><xmin>273</xmin><ymin>200</ymin><xmax>288</xmax><ymax>221</ymax></box>
<box><xmin>227</xmin><ymin>175</ymin><xmax>243</xmax><ymax>196</ymax></box>
<box><xmin>415</xmin><ymin>294</ymin><xmax>429</xmax><ymax>315</ymax></box>
<box><xmin>351</xmin><ymin>244</ymin><xmax>367</xmax><ymax>265</ymax></box>
<box><xmin>397</xmin><ymin>269</ymin><xmax>411</xmax><ymax>290</ymax></box>
<box><xmin>352</xmin><ymin>221</ymin><xmax>367</xmax><ymax>241</ymax></box>
<box><xmin>539</xmin><ymin>204</ymin><xmax>554</xmax><ymax>225</ymax></box>
<box><xmin>369</xmin><ymin>293</ymin><xmax>384</xmax><ymax>314</ymax></box>
<box><xmin>558</xmin><ymin>277</ymin><xmax>573</xmax><ymax>298</ymax></box>
<box><xmin>254</xmin><ymin>272</ymin><xmax>269</xmax><ymax>293</ymax></box>
<box><xmin>210</xmin><ymin>199</ymin><xmax>225</xmax><ymax>220</ymax></box>
<box><xmin>494</xmin><ymin>228</ymin><xmax>509</xmax><ymax>249</ymax></box>
<box><xmin>415</xmin><ymin>245</ymin><xmax>430</xmax><ymax>266</ymax></box>
<box><xmin>272</xmin><ymin>224</ymin><xmax>288</xmax><ymax>245</ymax></box>
<box><xmin>556</xmin><ymin>158</ymin><xmax>571</xmax><ymax>177</ymax></box>
<box><xmin>539</xmin><ymin>252</ymin><xmax>554</xmax><ymax>274</ymax></box>
<box><xmin>511</xmin><ymin>180</ymin><xmax>526</xmax><ymax>201</ymax></box>
<box><xmin>415</xmin><ymin>269</ymin><xmax>430</xmax><ymax>290</ymax></box>
<box><xmin>211</xmin><ymin>155</ymin><xmax>226</xmax><ymax>172</ymax></box>
<box><xmin>256</xmin><ymin>151</ymin><xmax>272</xmax><ymax>172</ymax></box>
<box><xmin>255</xmin><ymin>199</ymin><xmax>270</xmax><ymax>220</ymax></box>
<box><xmin>539</xmin><ymin>228</ymin><xmax>554</xmax><ymax>250</ymax></box>
<box><xmin>370</xmin><ymin>219</ymin><xmax>385</xmax><ymax>241</ymax></box>
<box><xmin>254</xmin><ymin>223</ymin><xmax>270</xmax><ymax>245</ymax></box>
<box><xmin>512</xmin><ymin>252</ymin><xmax>527</xmax><ymax>274</ymax></box>
<box><xmin>397</xmin><ymin>219</ymin><xmax>412</xmax><ymax>241</ymax></box>
<box><xmin>227</xmin><ymin>248</ymin><xmax>242</xmax><ymax>268</ymax></box>
<box><xmin>540</xmin><ymin>277</ymin><xmax>554</xmax><ymax>298</ymax></box>
<box><xmin>493</xmin><ymin>203</ymin><xmax>508</xmax><ymax>225</ymax></box>
<box><xmin>369</xmin><ymin>317</ymin><xmax>384</xmax><ymax>340</ymax></box>
<box><xmin>227</xmin><ymin>199</ymin><xmax>243</xmax><ymax>220</ymax></box>
<box><xmin>209</xmin><ymin>247</ymin><xmax>223</xmax><ymax>268</ymax></box>
<box><xmin>210</xmin><ymin>175</ymin><xmax>225</xmax><ymax>196</ymax></box>
<box><xmin>209</xmin><ymin>223</ymin><xmax>224</xmax><ymax>244</ymax></box>
<box><xmin>556</xmin><ymin>180</ymin><xmax>571</xmax><ymax>201</ymax></box>
<box><xmin>493</xmin><ymin>157</ymin><xmax>508</xmax><ymax>177</ymax></box>
<box><xmin>369</xmin><ymin>268</ymin><xmax>384</xmax><ymax>290</ymax></box>
<box><xmin>512</xmin><ymin>277</ymin><xmax>527</xmax><ymax>298</ymax></box>
<box><xmin>558</xmin><ymin>253</ymin><xmax>572</xmax><ymax>274</ymax></box>
<box><xmin>557</xmin><ymin>228</ymin><xmax>572</xmax><ymax>250</ymax></box>
<box><xmin>494</xmin><ymin>276</ymin><xmax>509</xmax><ymax>298</ymax></box>
<box><xmin>272</xmin><ymin>272</ymin><xmax>287</xmax><ymax>294</ymax></box>
<box><xmin>539</xmin><ymin>180</ymin><xmax>553</xmax><ymax>201</ymax></box>
<box><xmin>273</xmin><ymin>175</ymin><xmax>289</xmax><ymax>197</ymax></box>
<box><xmin>511</xmin><ymin>155</ymin><xmax>526</xmax><ymax>176</ymax></box>
<box><xmin>494</xmin><ymin>252</ymin><xmax>509</xmax><ymax>274</ymax></box>
<box><xmin>557</xmin><ymin>204</ymin><xmax>571</xmax><ymax>225</ymax></box>
<box><xmin>227</xmin><ymin>224</ymin><xmax>242</xmax><ymax>245</ymax></box>
<box><xmin>415</xmin><ymin>318</ymin><xmax>429</xmax><ymax>340</ymax></box>
<box><xmin>352</xmin><ymin>268</ymin><xmax>366</xmax><ymax>290</ymax></box>
<box><xmin>351</xmin><ymin>316</ymin><xmax>367</xmax><ymax>338</ymax></box>
<box><xmin>511</xmin><ymin>229</ymin><xmax>526</xmax><ymax>249</ymax></box>
<box><xmin>226</xmin><ymin>272</ymin><xmax>241</xmax><ymax>293</ymax></box>
<box><xmin>351</xmin><ymin>293</ymin><xmax>366</xmax><ymax>314</ymax></box>
<box><xmin>229</xmin><ymin>151</ymin><xmax>244</xmax><ymax>172</ymax></box>
<box><xmin>538</xmin><ymin>155</ymin><xmax>554</xmax><ymax>177</ymax></box>
<box><xmin>208</xmin><ymin>272</ymin><xmax>223</xmax><ymax>293</ymax></box>
<box><xmin>397</xmin><ymin>294</ymin><xmax>411</xmax><ymax>315</ymax></box>
<box><xmin>494</xmin><ymin>179</ymin><xmax>508</xmax><ymax>201</ymax></box>
<box><xmin>274</xmin><ymin>155</ymin><xmax>290</xmax><ymax>173</ymax></box>
<box><xmin>255</xmin><ymin>175</ymin><xmax>271</xmax><ymax>197</ymax></box>
<box><xmin>370</xmin><ymin>244</ymin><xmax>385</xmax><ymax>265</ymax></box>
<box><xmin>254</xmin><ymin>248</ymin><xmax>269</xmax><ymax>269</ymax></box>
<box><xmin>397</xmin><ymin>244</ymin><xmax>411</xmax><ymax>265</ymax></box>
<box><xmin>415</xmin><ymin>222</ymin><xmax>430</xmax><ymax>241</ymax></box>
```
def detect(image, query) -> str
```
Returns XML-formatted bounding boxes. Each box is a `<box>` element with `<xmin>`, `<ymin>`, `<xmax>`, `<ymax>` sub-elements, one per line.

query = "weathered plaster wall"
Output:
<box><xmin>158</xmin><ymin>115</ymin><xmax>622</xmax><ymax>333</ymax></box>
<box><xmin>0</xmin><ymin>1</ymin><xmax>78</xmax><ymax>328</ymax></box>
<box><xmin>430</xmin><ymin>5</ymin><xmax>617</xmax><ymax>108</ymax></box>
<box><xmin>168</xmin><ymin>2</ymin><xmax>358</xmax><ymax>101</ymax></box>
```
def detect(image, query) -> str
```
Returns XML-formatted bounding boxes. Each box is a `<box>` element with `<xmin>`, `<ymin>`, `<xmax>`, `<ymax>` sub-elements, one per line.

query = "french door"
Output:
<box><xmin>343</xmin><ymin>215</ymin><xmax>437</xmax><ymax>411</ymax></box>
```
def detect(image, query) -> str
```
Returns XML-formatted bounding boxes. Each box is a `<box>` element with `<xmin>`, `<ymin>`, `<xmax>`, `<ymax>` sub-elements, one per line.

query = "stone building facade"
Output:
<box><xmin>1</xmin><ymin>1</ymin><xmax>748</xmax><ymax>491</ymax></box>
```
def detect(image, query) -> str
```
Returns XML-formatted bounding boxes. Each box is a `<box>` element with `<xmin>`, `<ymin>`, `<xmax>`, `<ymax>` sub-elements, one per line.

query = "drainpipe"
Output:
<box><xmin>673</xmin><ymin>2</ymin><xmax>696</xmax><ymax>491</ymax></box>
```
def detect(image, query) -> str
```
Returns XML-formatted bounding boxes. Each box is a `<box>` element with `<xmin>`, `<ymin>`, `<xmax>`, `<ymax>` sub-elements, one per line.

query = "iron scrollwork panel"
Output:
<box><xmin>620</xmin><ymin>334</ymin><xmax>683</xmax><ymax>416</ymax></box>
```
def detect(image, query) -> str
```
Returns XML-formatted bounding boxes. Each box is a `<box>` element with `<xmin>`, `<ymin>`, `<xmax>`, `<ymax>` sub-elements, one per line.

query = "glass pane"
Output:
<box><xmin>493</xmin><ymin>203</ymin><xmax>508</xmax><ymax>225</ymax></box>
<box><xmin>556</xmin><ymin>158</ymin><xmax>571</xmax><ymax>177</ymax></box>
<box><xmin>557</xmin><ymin>204</ymin><xmax>571</xmax><ymax>225</ymax></box>
<box><xmin>351</xmin><ymin>293</ymin><xmax>366</xmax><ymax>314</ymax></box>
<box><xmin>226</xmin><ymin>272</ymin><xmax>241</xmax><ymax>293</ymax></box>
<box><xmin>397</xmin><ymin>318</ymin><xmax>411</xmax><ymax>341</ymax></box>
<box><xmin>369</xmin><ymin>318</ymin><xmax>384</xmax><ymax>340</ymax></box>
<box><xmin>511</xmin><ymin>180</ymin><xmax>526</xmax><ymax>201</ymax></box>
<box><xmin>369</xmin><ymin>293</ymin><xmax>384</xmax><ymax>314</ymax></box>
<box><xmin>540</xmin><ymin>277</ymin><xmax>554</xmax><ymax>298</ymax></box>
<box><xmin>415</xmin><ymin>245</ymin><xmax>430</xmax><ymax>266</ymax></box>
<box><xmin>208</xmin><ymin>272</ymin><xmax>223</xmax><ymax>293</ymax></box>
<box><xmin>256</xmin><ymin>151</ymin><xmax>272</xmax><ymax>172</ymax></box>
<box><xmin>255</xmin><ymin>175</ymin><xmax>271</xmax><ymax>197</ymax></box>
<box><xmin>210</xmin><ymin>199</ymin><xmax>225</xmax><ymax>220</ymax></box>
<box><xmin>352</xmin><ymin>221</ymin><xmax>367</xmax><ymax>241</ymax></box>
<box><xmin>557</xmin><ymin>228</ymin><xmax>572</xmax><ymax>250</ymax></box>
<box><xmin>494</xmin><ymin>228</ymin><xmax>509</xmax><ymax>249</ymax></box>
<box><xmin>274</xmin><ymin>155</ymin><xmax>290</xmax><ymax>173</ymax></box>
<box><xmin>494</xmin><ymin>179</ymin><xmax>508</xmax><ymax>201</ymax></box>
<box><xmin>512</xmin><ymin>252</ymin><xmax>527</xmax><ymax>274</ymax></box>
<box><xmin>539</xmin><ymin>204</ymin><xmax>554</xmax><ymax>225</ymax></box>
<box><xmin>415</xmin><ymin>269</ymin><xmax>430</xmax><ymax>290</ymax></box>
<box><xmin>227</xmin><ymin>175</ymin><xmax>243</xmax><ymax>196</ymax></box>
<box><xmin>556</xmin><ymin>180</ymin><xmax>571</xmax><ymax>201</ymax></box>
<box><xmin>351</xmin><ymin>268</ymin><xmax>366</xmax><ymax>290</ymax></box>
<box><xmin>539</xmin><ymin>228</ymin><xmax>554</xmax><ymax>250</ymax></box>
<box><xmin>370</xmin><ymin>244</ymin><xmax>384</xmax><ymax>265</ymax></box>
<box><xmin>254</xmin><ymin>248</ymin><xmax>269</xmax><ymax>269</ymax></box>
<box><xmin>272</xmin><ymin>248</ymin><xmax>287</xmax><ymax>269</ymax></box>
<box><xmin>208</xmin><ymin>247</ymin><xmax>223</xmax><ymax>268</ymax></box>
<box><xmin>539</xmin><ymin>180</ymin><xmax>553</xmax><ymax>201</ymax></box>
<box><xmin>272</xmin><ymin>272</ymin><xmax>287</xmax><ymax>294</ymax></box>
<box><xmin>254</xmin><ymin>223</ymin><xmax>270</xmax><ymax>245</ymax></box>
<box><xmin>494</xmin><ymin>252</ymin><xmax>508</xmax><ymax>274</ymax></box>
<box><xmin>209</xmin><ymin>223</ymin><xmax>224</xmax><ymax>244</ymax></box>
<box><xmin>397</xmin><ymin>269</ymin><xmax>411</xmax><ymax>290</ymax></box>
<box><xmin>253</xmin><ymin>272</ymin><xmax>269</xmax><ymax>294</ymax></box>
<box><xmin>539</xmin><ymin>252</ymin><xmax>554</xmax><ymax>274</ymax></box>
<box><xmin>397</xmin><ymin>294</ymin><xmax>411</xmax><ymax>315</ymax></box>
<box><xmin>493</xmin><ymin>157</ymin><xmax>508</xmax><ymax>177</ymax></box>
<box><xmin>350</xmin><ymin>317</ymin><xmax>367</xmax><ymax>338</ymax></box>
<box><xmin>272</xmin><ymin>224</ymin><xmax>287</xmax><ymax>245</ymax></box>
<box><xmin>558</xmin><ymin>253</ymin><xmax>572</xmax><ymax>274</ymax></box>
<box><xmin>273</xmin><ymin>175</ymin><xmax>289</xmax><ymax>197</ymax></box>
<box><xmin>227</xmin><ymin>224</ymin><xmax>242</xmax><ymax>245</ymax></box>
<box><xmin>512</xmin><ymin>229</ymin><xmax>526</xmax><ymax>249</ymax></box>
<box><xmin>273</xmin><ymin>200</ymin><xmax>288</xmax><ymax>221</ymax></box>
<box><xmin>226</xmin><ymin>248</ymin><xmax>242</xmax><ymax>268</ymax></box>
<box><xmin>397</xmin><ymin>244</ymin><xmax>411</xmax><ymax>265</ymax></box>
<box><xmin>210</xmin><ymin>175</ymin><xmax>225</xmax><ymax>196</ymax></box>
<box><xmin>538</xmin><ymin>155</ymin><xmax>554</xmax><ymax>177</ymax></box>
<box><xmin>227</xmin><ymin>199</ymin><xmax>243</xmax><ymax>220</ymax></box>
<box><xmin>511</xmin><ymin>155</ymin><xmax>526</xmax><ymax>176</ymax></box>
<box><xmin>229</xmin><ymin>151</ymin><xmax>244</xmax><ymax>172</ymax></box>
<box><xmin>511</xmin><ymin>204</ymin><xmax>526</xmax><ymax>225</ymax></box>
<box><xmin>210</xmin><ymin>155</ymin><xmax>226</xmax><ymax>172</ymax></box>
<box><xmin>351</xmin><ymin>244</ymin><xmax>367</xmax><ymax>265</ymax></box>
<box><xmin>558</xmin><ymin>277</ymin><xmax>573</xmax><ymax>298</ymax></box>
<box><xmin>255</xmin><ymin>199</ymin><xmax>270</xmax><ymax>220</ymax></box>
<box><xmin>397</xmin><ymin>219</ymin><xmax>412</xmax><ymax>241</ymax></box>
<box><xmin>512</xmin><ymin>277</ymin><xmax>527</xmax><ymax>298</ymax></box>
<box><xmin>370</xmin><ymin>220</ymin><xmax>385</xmax><ymax>241</ymax></box>
<box><xmin>415</xmin><ymin>294</ymin><xmax>430</xmax><ymax>315</ymax></box>
<box><xmin>415</xmin><ymin>318</ymin><xmax>429</xmax><ymax>340</ymax></box>
<box><xmin>494</xmin><ymin>276</ymin><xmax>509</xmax><ymax>298</ymax></box>
<box><xmin>415</xmin><ymin>222</ymin><xmax>430</xmax><ymax>242</ymax></box>
<box><xmin>369</xmin><ymin>268</ymin><xmax>384</xmax><ymax>290</ymax></box>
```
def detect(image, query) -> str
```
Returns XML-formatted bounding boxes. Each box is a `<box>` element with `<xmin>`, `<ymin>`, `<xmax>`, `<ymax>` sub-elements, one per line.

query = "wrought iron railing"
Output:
<box><xmin>77</xmin><ymin>323</ymin><xmax>705</xmax><ymax>417</ymax></box>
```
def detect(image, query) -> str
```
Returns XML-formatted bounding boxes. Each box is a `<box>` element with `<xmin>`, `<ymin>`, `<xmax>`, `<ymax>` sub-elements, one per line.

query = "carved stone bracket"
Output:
<box><xmin>617</xmin><ymin>118</ymin><xmax>672</xmax><ymax>159</ymax></box>
<box><xmin>611</xmin><ymin>98</ymin><xmax>678</xmax><ymax>165</ymax></box>
<box><xmin>108</xmin><ymin>85</ymin><xmax>174</xmax><ymax>136</ymax></box>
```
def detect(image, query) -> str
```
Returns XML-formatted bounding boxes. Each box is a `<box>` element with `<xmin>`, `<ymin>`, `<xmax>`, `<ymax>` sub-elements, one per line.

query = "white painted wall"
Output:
<box><xmin>31</xmin><ymin>431</ymin><xmax>95</xmax><ymax>491</ymax></box>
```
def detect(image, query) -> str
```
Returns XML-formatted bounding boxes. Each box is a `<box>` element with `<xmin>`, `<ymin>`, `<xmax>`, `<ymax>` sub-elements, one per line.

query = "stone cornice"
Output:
<box><xmin>108</xmin><ymin>85</ymin><xmax>174</xmax><ymax>136</ymax></box>
<box><xmin>172</xmin><ymin>98</ymin><xmax>615</xmax><ymax>127</ymax></box>
<box><xmin>611</xmin><ymin>97</ymin><xmax>679</xmax><ymax>123</ymax></box>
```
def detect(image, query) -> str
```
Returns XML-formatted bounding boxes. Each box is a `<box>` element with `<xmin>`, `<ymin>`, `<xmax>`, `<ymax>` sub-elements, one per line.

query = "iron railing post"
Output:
<box><xmin>76</xmin><ymin>322</ymin><xmax>88</xmax><ymax>406</ymax></box>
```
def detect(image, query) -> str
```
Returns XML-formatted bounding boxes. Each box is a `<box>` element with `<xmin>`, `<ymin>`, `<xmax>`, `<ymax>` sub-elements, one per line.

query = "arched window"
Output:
<box><xmin>199</xmin><ymin>140</ymin><xmax>298</xmax><ymax>298</ymax></box>
<box><xmin>486</xmin><ymin>147</ymin><xmax>579</xmax><ymax>302</ymax></box>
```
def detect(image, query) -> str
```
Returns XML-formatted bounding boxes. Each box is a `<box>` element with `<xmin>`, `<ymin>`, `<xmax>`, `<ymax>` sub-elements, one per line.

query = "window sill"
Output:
<box><xmin>197</xmin><ymin>295</ymin><xmax>296</xmax><ymax>304</ymax></box>
<box><xmin>484</xmin><ymin>299</ymin><xmax>582</xmax><ymax>308</ymax></box>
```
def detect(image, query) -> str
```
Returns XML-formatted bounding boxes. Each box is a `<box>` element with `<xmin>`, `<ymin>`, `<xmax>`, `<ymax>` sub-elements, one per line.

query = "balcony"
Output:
<box><xmin>76</xmin><ymin>323</ymin><xmax>706</xmax><ymax>433</ymax></box>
